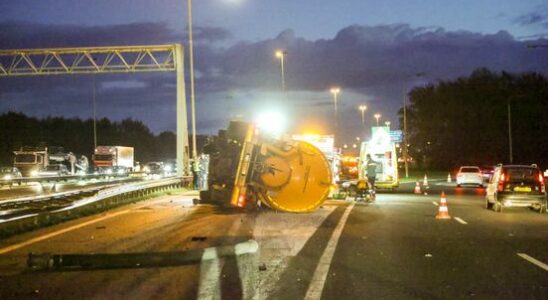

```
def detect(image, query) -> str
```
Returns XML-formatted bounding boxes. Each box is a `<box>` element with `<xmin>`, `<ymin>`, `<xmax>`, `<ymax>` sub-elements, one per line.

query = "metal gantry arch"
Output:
<box><xmin>0</xmin><ymin>44</ymin><xmax>189</xmax><ymax>176</ymax></box>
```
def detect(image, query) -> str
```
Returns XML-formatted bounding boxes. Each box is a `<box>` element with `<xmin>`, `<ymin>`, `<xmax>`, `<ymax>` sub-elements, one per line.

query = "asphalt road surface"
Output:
<box><xmin>0</xmin><ymin>183</ymin><xmax>545</xmax><ymax>299</ymax></box>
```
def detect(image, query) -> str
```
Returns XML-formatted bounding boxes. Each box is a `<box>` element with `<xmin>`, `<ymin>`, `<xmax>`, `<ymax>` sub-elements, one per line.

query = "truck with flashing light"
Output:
<box><xmin>93</xmin><ymin>146</ymin><xmax>134</xmax><ymax>174</ymax></box>
<box><xmin>359</xmin><ymin>126</ymin><xmax>399</xmax><ymax>190</ymax></box>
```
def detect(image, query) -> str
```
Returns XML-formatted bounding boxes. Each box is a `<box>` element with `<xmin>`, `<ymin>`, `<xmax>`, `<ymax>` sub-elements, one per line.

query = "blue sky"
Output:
<box><xmin>1</xmin><ymin>0</ymin><xmax>547</xmax><ymax>144</ymax></box>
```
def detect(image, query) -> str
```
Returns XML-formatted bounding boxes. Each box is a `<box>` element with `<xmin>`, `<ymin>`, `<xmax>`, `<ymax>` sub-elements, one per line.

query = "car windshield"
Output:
<box><xmin>460</xmin><ymin>167</ymin><xmax>480</xmax><ymax>173</ymax></box>
<box><xmin>504</xmin><ymin>167</ymin><xmax>540</xmax><ymax>183</ymax></box>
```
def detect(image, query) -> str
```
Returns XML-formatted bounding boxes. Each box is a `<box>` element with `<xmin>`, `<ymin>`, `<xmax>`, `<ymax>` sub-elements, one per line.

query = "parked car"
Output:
<box><xmin>143</xmin><ymin>162</ymin><xmax>164</xmax><ymax>175</ymax></box>
<box><xmin>485</xmin><ymin>164</ymin><xmax>546</xmax><ymax>213</ymax></box>
<box><xmin>33</xmin><ymin>164</ymin><xmax>70</xmax><ymax>177</ymax></box>
<box><xmin>480</xmin><ymin>165</ymin><xmax>495</xmax><ymax>181</ymax></box>
<box><xmin>456</xmin><ymin>166</ymin><xmax>483</xmax><ymax>187</ymax></box>
<box><xmin>0</xmin><ymin>167</ymin><xmax>23</xmax><ymax>180</ymax></box>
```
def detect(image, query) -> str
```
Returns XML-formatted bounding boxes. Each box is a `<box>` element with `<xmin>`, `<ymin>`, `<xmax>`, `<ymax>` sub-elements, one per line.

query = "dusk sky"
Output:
<box><xmin>1</xmin><ymin>0</ymin><xmax>548</xmax><ymax>143</ymax></box>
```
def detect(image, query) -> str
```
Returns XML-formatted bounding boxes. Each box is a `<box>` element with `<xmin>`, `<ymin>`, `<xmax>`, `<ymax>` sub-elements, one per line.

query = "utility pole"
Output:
<box><xmin>187</xmin><ymin>0</ymin><xmax>197</xmax><ymax>160</ymax></box>
<box><xmin>507</xmin><ymin>98</ymin><xmax>513</xmax><ymax>164</ymax></box>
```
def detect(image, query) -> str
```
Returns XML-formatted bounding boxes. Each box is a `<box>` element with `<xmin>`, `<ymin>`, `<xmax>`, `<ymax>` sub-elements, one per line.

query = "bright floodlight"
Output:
<box><xmin>359</xmin><ymin>105</ymin><xmax>367</xmax><ymax>112</ymax></box>
<box><xmin>275</xmin><ymin>50</ymin><xmax>284</xmax><ymax>58</ymax></box>
<box><xmin>256</xmin><ymin>111</ymin><xmax>286</xmax><ymax>135</ymax></box>
<box><xmin>330</xmin><ymin>87</ymin><xmax>340</xmax><ymax>94</ymax></box>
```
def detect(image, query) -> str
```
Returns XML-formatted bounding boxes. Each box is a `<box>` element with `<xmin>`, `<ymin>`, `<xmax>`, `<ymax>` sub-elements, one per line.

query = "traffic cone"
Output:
<box><xmin>423</xmin><ymin>174</ymin><xmax>429</xmax><ymax>187</ymax></box>
<box><xmin>447</xmin><ymin>173</ymin><xmax>451</xmax><ymax>183</ymax></box>
<box><xmin>414</xmin><ymin>181</ymin><xmax>421</xmax><ymax>194</ymax></box>
<box><xmin>436</xmin><ymin>192</ymin><xmax>451</xmax><ymax>219</ymax></box>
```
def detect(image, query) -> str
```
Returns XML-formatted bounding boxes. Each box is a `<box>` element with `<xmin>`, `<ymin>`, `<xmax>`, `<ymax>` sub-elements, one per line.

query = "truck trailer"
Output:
<box><xmin>93</xmin><ymin>146</ymin><xmax>134</xmax><ymax>173</ymax></box>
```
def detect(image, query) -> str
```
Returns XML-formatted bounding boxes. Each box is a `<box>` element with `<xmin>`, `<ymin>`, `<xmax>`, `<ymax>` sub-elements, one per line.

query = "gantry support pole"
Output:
<box><xmin>175</xmin><ymin>44</ymin><xmax>190</xmax><ymax>176</ymax></box>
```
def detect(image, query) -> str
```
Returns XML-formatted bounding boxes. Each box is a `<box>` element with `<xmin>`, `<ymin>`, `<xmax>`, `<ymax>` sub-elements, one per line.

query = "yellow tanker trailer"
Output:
<box><xmin>199</xmin><ymin>121</ymin><xmax>332</xmax><ymax>213</ymax></box>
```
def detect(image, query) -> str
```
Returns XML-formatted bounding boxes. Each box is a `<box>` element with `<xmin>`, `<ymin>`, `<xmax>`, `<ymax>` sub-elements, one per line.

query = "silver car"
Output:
<box><xmin>485</xmin><ymin>164</ymin><xmax>547</xmax><ymax>213</ymax></box>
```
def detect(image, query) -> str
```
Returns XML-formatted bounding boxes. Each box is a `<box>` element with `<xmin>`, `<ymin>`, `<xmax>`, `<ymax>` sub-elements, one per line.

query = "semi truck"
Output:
<box><xmin>13</xmin><ymin>146</ymin><xmax>88</xmax><ymax>177</ymax></box>
<box><xmin>93</xmin><ymin>146</ymin><xmax>134</xmax><ymax>173</ymax></box>
<box><xmin>199</xmin><ymin>121</ymin><xmax>332</xmax><ymax>213</ymax></box>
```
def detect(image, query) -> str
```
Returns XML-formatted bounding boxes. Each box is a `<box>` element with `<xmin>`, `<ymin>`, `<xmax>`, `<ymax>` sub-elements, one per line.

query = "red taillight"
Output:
<box><xmin>498</xmin><ymin>173</ymin><xmax>507</xmax><ymax>192</ymax></box>
<box><xmin>539</xmin><ymin>173</ymin><xmax>544</xmax><ymax>184</ymax></box>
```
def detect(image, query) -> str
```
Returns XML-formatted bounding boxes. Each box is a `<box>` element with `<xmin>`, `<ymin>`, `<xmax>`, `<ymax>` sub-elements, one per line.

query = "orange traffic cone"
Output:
<box><xmin>423</xmin><ymin>174</ymin><xmax>429</xmax><ymax>187</ymax></box>
<box><xmin>436</xmin><ymin>192</ymin><xmax>451</xmax><ymax>219</ymax></box>
<box><xmin>414</xmin><ymin>181</ymin><xmax>421</xmax><ymax>194</ymax></box>
<box><xmin>447</xmin><ymin>173</ymin><xmax>451</xmax><ymax>183</ymax></box>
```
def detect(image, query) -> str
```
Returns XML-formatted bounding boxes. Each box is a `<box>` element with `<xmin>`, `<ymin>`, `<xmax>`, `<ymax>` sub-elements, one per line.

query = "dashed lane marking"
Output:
<box><xmin>304</xmin><ymin>203</ymin><xmax>355</xmax><ymax>300</ymax></box>
<box><xmin>454</xmin><ymin>217</ymin><xmax>468</xmax><ymax>225</ymax></box>
<box><xmin>432</xmin><ymin>201</ymin><xmax>439</xmax><ymax>206</ymax></box>
<box><xmin>517</xmin><ymin>253</ymin><xmax>548</xmax><ymax>272</ymax></box>
<box><xmin>0</xmin><ymin>209</ymin><xmax>131</xmax><ymax>254</ymax></box>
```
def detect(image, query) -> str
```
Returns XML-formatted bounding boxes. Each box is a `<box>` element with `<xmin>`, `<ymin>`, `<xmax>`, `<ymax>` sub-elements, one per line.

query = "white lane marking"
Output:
<box><xmin>0</xmin><ymin>209</ymin><xmax>131</xmax><ymax>255</ymax></box>
<box><xmin>432</xmin><ymin>201</ymin><xmax>439</xmax><ymax>206</ymax></box>
<box><xmin>304</xmin><ymin>203</ymin><xmax>355</xmax><ymax>300</ymax></box>
<box><xmin>454</xmin><ymin>217</ymin><xmax>468</xmax><ymax>225</ymax></box>
<box><xmin>197</xmin><ymin>248</ymin><xmax>223</xmax><ymax>300</ymax></box>
<box><xmin>517</xmin><ymin>253</ymin><xmax>548</xmax><ymax>272</ymax></box>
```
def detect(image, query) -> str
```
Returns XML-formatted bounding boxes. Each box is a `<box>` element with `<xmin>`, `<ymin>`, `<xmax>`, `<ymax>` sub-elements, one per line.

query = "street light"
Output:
<box><xmin>385</xmin><ymin>121</ymin><xmax>391</xmax><ymax>128</ymax></box>
<box><xmin>358</xmin><ymin>105</ymin><xmax>367</xmax><ymax>126</ymax></box>
<box><xmin>374</xmin><ymin>113</ymin><xmax>381</xmax><ymax>126</ymax></box>
<box><xmin>186</xmin><ymin>0</ymin><xmax>198</xmax><ymax>161</ymax></box>
<box><xmin>275</xmin><ymin>50</ymin><xmax>287</xmax><ymax>91</ymax></box>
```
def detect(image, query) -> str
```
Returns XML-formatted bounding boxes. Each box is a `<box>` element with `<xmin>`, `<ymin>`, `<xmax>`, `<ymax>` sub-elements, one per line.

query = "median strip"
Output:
<box><xmin>517</xmin><ymin>253</ymin><xmax>548</xmax><ymax>272</ymax></box>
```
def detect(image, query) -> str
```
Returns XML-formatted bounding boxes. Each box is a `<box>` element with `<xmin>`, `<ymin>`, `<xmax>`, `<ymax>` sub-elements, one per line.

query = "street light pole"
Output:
<box><xmin>403</xmin><ymin>93</ymin><xmax>409</xmax><ymax>178</ymax></box>
<box><xmin>92</xmin><ymin>75</ymin><xmax>97</xmax><ymax>149</ymax></box>
<box><xmin>359</xmin><ymin>105</ymin><xmax>367</xmax><ymax>127</ymax></box>
<box><xmin>275</xmin><ymin>50</ymin><xmax>287</xmax><ymax>91</ymax></box>
<box><xmin>187</xmin><ymin>0</ymin><xmax>197</xmax><ymax>160</ymax></box>
<box><xmin>330</xmin><ymin>87</ymin><xmax>340</xmax><ymax>134</ymax></box>
<box><xmin>507</xmin><ymin>98</ymin><xmax>513</xmax><ymax>164</ymax></box>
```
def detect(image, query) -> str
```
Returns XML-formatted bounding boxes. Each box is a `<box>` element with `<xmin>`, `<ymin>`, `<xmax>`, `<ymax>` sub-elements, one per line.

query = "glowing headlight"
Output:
<box><xmin>143</xmin><ymin>167</ymin><xmax>150</xmax><ymax>172</ymax></box>
<box><xmin>117</xmin><ymin>169</ymin><xmax>126</xmax><ymax>175</ymax></box>
<box><xmin>3</xmin><ymin>175</ymin><xmax>12</xmax><ymax>180</ymax></box>
<box><xmin>105</xmin><ymin>168</ymin><xmax>113</xmax><ymax>175</ymax></box>
<box><xmin>164</xmin><ymin>165</ymin><xmax>172</xmax><ymax>172</ymax></box>
<box><xmin>31</xmin><ymin>170</ymin><xmax>39</xmax><ymax>177</ymax></box>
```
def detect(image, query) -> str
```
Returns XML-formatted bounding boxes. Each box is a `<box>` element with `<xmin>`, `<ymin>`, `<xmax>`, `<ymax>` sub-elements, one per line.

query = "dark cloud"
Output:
<box><xmin>513</xmin><ymin>7</ymin><xmax>548</xmax><ymax>28</ymax></box>
<box><xmin>1</xmin><ymin>21</ymin><xmax>548</xmax><ymax>139</ymax></box>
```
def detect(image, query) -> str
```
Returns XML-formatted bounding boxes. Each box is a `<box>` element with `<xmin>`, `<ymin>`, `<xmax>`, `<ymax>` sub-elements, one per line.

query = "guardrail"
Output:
<box><xmin>0</xmin><ymin>176</ymin><xmax>192</xmax><ymax>237</ymax></box>
<box><xmin>0</xmin><ymin>172</ymin><xmax>143</xmax><ymax>187</ymax></box>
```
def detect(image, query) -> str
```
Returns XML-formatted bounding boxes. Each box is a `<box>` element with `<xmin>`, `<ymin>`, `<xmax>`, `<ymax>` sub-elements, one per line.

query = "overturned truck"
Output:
<box><xmin>200</xmin><ymin>121</ymin><xmax>333</xmax><ymax>213</ymax></box>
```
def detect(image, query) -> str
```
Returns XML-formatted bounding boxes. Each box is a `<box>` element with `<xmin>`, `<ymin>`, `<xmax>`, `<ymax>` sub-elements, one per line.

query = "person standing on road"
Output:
<box><xmin>364</xmin><ymin>154</ymin><xmax>377</xmax><ymax>194</ymax></box>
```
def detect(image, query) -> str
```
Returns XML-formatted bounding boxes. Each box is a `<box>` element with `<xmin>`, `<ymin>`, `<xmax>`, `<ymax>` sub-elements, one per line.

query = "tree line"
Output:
<box><xmin>0</xmin><ymin>112</ymin><xmax>207</xmax><ymax>166</ymax></box>
<box><xmin>401</xmin><ymin>68</ymin><xmax>548</xmax><ymax>170</ymax></box>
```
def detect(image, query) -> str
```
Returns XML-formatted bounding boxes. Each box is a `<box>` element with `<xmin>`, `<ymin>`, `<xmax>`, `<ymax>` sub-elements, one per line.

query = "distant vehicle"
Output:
<box><xmin>480</xmin><ymin>165</ymin><xmax>495</xmax><ymax>181</ymax></box>
<box><xmin>456</xmin><ymin>166</ymin><xmax>483</xmax><ymax>188</ymax></box>
<box><xmin>485</xmin><ymin>164</ymin><xmax>546</xmax><ymax>213</ymax></box>
<box><xmin>13</xmin><ymin>146</ymin><xmax>88</xmax><ymax>176</ymax></box>
<box><xmin>0</xmin><ymin>167</ymin><xmax>23</xmax><ymax>182</ymax></box>
<box><xmin>358</xmin><ymin>127</ymin><xmax>399</xmax><ymax>190</ymax></box>
<box><xmin>33</xmin><ymin>164</ymin><xmax>70</xmax><ymax>177</ymax></box>
<box><xmin>143</xmin><ymin>162</ymin><xmax>164</xmax><ymax>175</ymax></box>
<box><xmin>93</xmin><ymin>146</ymin><xmax>134</xmax><ymax>173</ymax></box>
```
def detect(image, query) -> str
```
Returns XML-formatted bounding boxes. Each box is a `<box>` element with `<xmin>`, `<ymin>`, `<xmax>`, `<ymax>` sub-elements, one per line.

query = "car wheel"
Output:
<box><xmin>457</xmin><ymin>184</ymin><xmax>461</xmax><ymax>188</ymax></box>
<box><xmin>479</xmin><ymin>184</ymin><xmax>484</xmax><ymax>188</ymax></box>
